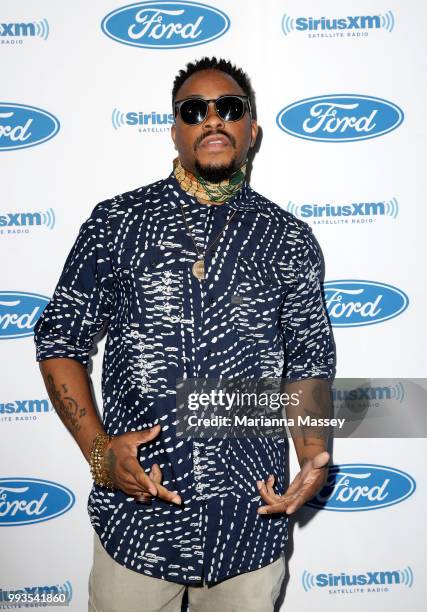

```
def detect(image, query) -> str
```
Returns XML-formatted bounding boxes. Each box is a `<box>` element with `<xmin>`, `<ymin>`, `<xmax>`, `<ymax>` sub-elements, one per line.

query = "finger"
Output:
<box><xmin>125</xmin><ymin>459</ymin><xmax>158</xmax><ymax>496</ymax></box>
<box><xmin>256</xmin><ymin>480</ymin><xmax>280</xmax><ymax>505</ymax></box>
<box><xmin>131</xmin><ymin>468</ymin><xmax>180</xmax><ymax>505</ymax></box>
<box><xmin>125</xmin><ymin>458</ymin><xmax>180</xmax><ymax>505</ymax></box>
<box><xmin>258</xmin><ymin>492</ymin><xmax>305</xmax><ymax>515</ymax></box>
<box><xmin>154</xmin><ymin>482</ymin><xmax>182</xmax><ymax>505</ymax></box>
<box><xmin>122</xmin><ymin>483</ymin><xmax>151</xmax><ymax>497</ymax></box>
<box><xmin>126</xmin><ymin>424</ymin><xmax>162</xmax><ymax>447</ymax></box>
<box><xmin>265</xmin><ymin>474</ymin><xmax>275</xmax><ymax>496</ymax></box>
<box><xmin>135</xmin><ymin>492</ymin><xmax>153</xmax><ymax>504</ymax></box>
<box><xmin>312</xmin><ymin>450</ymin><xmax>330</xmax><ymax>469</ymax></box>
<box><xmin>257</xmin><ymin>500</ymin><xmax>288</xmax><ymax>515</ymax></box>
<box><xmin>150</xmin><ymin>463</ymin><xmax>163</xmax><ymax>484</ymax></box>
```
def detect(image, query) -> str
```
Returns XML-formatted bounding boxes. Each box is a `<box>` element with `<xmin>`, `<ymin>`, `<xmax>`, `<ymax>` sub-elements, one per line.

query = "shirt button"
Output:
<box><xmin>208</xmin><ymin>296</ymin><xmax>215</xmax><ymax>305</ymax></box>
<box><xmin>206</xmin><ymin>349</ymin><xmax>213</xmax><ymax>357</ymax></box>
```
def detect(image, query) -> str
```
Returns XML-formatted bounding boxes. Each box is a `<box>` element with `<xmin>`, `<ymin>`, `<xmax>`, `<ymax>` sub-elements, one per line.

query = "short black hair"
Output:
<box><xmin>172</xmin><ymin>56</ymin><xmax>256</xmax><ymax>117</ymax></box>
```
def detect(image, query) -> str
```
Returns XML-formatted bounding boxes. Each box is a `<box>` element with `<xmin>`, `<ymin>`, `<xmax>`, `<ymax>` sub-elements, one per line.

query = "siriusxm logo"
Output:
<box><xmin>112</xmin><ymin>108</ymin><xmax>174</xmax><ymax>132</ymax></box>
<box><xmin>101</xmin><ymin>2</ymin><xmax>230</xmax><ymax>49</ymax></box>
<box><xmin>276</xmin><ymin>95</ymin><xmax>403</xmax><ymax>142</ymax></box>
<box><xmin>0</xmin><ymin>399</ymin><xmax>53</xmax><ymax>424</ymax></box>
<box><xmin>0</xmin><ymin>209</ymin><xmax>55</xmax><ymax>235</ymax></box>
<box><xmin>0</xmin><ymin>103</ymin><xmax>60</xmax><ymax>151</ymax></box>
<box><xmin>324</xmin><ymin>280</ymin><xmax>408</xmax><ymax>327</ymax></box>
<box><xmin>0</xmin><ymin>292</ymin><xmax>49</xmax><ymax>339</ymax></box>
<box><xmin>0</xmin><ymin>581</ymin><xmax>72</xmax><ymax>606</ymax></box>
<box><xmin>302</xmin><ymin>567</ymin><xmax>413</xmax><ymax>593</ymax></box>
<box><xmin>307</xmin><ymin>464</ymin><xmax>416</xmax><ymax>512</ymax></box>
<box><xmin>287</xmin><ymin>198</ymin><xmax>398</xmax><ymax>225</ymax></box>
<box><xmin>0</xmin><ymin>399</ymin><xmax>52</xmax><ymax>414</ymax></box>
<box><xmin>282</xmin><ymin>11</ymin><xmax>395</xmax><ymax>37</ymax></box>
<box><xmin>0</xmin><ymin>478</ymin><xmax>75</xmax><ymax>526</ymax></box>
<box><xmin>332</xmin><ymin>382</ymin><xmax>405</xmax><ymax>404</ymax></box>
<box><xmin>0</xmin><ymin>19</ymin><xmax>49</xmax><ymax>44</ymax></box>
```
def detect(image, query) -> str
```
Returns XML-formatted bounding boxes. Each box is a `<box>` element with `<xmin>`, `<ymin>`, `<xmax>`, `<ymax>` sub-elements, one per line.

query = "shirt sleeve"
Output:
<box><xmin>280</xmin><ymin>223</ymin><xmax>336</xmax><ymax>382</ymax></box>
<box><xmin>33</xmin><ymin>201</ymin><xmax>114</xmax><ymax>368</ymax></box>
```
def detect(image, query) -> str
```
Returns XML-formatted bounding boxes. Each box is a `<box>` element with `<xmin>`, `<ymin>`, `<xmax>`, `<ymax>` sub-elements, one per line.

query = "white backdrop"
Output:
<box><xmin>1</xmin><ymin>1</ymin><xmax>426</xmax><ymax>610</ymax></box>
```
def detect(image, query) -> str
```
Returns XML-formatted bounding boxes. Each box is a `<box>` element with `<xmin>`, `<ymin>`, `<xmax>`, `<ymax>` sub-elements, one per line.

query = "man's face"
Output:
<box><xmin>171</xmin><ymin>69</ymin><xmax>258</xmax><ymax>182</ymax></box>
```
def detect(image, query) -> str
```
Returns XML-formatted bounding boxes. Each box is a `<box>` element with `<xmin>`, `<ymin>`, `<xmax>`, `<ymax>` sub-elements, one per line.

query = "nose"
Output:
<box><xmin>203</xmin><ymin>101</ymin><xmax>225</xmax><ymax>129</ymax></box>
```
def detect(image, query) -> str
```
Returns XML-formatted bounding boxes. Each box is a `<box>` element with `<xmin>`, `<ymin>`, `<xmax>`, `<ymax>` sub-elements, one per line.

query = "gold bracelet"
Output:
<box><xmin>89</xmin><ymin>433</ymin><xmax>115</xmax><ymax>490</ymax></box>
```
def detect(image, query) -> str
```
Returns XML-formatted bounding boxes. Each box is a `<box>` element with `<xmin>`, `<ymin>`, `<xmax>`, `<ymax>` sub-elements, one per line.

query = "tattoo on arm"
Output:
<box><xmin>46</xmin><ymin>374</ymin><xmax>87</xmax><ymax>436</ymax></box>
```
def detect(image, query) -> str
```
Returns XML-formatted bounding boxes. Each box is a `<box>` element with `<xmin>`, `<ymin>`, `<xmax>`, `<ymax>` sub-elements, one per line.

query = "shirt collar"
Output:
<box><xmin>165</xmin><ymin>172</ymin><xmax>262</xmax><ymax>213</ymax></box>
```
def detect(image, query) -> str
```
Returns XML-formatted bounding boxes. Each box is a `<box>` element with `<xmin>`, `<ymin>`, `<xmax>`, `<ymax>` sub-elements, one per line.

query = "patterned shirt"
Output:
<box><xmin>34</xmin><ymin>172</ymin><xmax>335</xmax><ymax>586</ymax></box>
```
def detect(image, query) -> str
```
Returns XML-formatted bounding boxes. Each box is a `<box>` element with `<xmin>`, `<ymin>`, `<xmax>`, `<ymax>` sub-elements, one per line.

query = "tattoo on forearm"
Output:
<box><xmin>46</xmin><ymin>374</ymin><xmax>87</xmax><ymax>435</ymax></box>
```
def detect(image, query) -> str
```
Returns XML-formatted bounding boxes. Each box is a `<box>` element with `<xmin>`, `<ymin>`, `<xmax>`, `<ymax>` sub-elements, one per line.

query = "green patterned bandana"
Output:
<box><xmin>173</xmin><ymin>157</ymin><xmax>247</xmax><ymax>203</ymax></box>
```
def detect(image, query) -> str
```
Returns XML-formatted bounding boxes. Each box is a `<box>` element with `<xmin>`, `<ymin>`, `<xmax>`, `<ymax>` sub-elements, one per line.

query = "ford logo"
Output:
<box><xmin>276</xmin><ymin>95</ymin><xmax>404</xmax><ymax>142</ymax></box>
<box><xmin>0</xmin><ymin>103</ymin><xmax>60</xmax><ymax>151</ymax></box>
<box><xmin>323</xmin><ymin>280</ymin><xmax>408</xmax><ymax>327</ymax></box>
<box><xmin>0</xmin><ymin>478</ymin><xmax>75</xmax><ymax>526</ymax></box>
<box><xmin>101</xmin><ymin>1</ymin><xmax>230</xmax><ymax>49</ymax></box>
<box><xmin>0</xmin><ymin>291</ymin><xmax>49</xmax><ymax>339</ymax></box>
<box><xmin>307</xmin><ymin>464</ymin><xmax>416</xmax><ymax>512</ymax></box>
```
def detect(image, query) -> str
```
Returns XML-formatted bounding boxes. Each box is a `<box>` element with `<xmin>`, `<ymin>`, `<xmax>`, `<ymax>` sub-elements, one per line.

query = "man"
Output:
<box><xmin>34</xmin><ymin>57</ymin><xmax>335</xmax><ymax>612</ymax></box>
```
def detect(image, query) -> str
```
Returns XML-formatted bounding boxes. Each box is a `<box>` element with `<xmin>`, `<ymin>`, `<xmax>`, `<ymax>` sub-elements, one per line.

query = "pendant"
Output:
<box><xmin>192</xmin><ymin>258</ymin><xmax>205</xmax><ymax>280</ymax></box>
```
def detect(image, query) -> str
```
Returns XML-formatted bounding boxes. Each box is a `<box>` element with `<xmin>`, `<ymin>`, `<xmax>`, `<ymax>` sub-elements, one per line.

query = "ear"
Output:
<box><xmin>171</xmin><ymin>123</ymin><xmax>177</xmax><ymax>150</ymax></box>
<box><xmin>250</xmin><ymin>119</ymin><xmax>258</xmax><ymax>148</ymax></box>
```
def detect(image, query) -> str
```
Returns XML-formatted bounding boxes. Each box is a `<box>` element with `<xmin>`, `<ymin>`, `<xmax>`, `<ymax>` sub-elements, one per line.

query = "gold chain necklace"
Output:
<box><xmin>179</xmin><ymin>203</ymin><xmax>237</xmax><ymax>280</ymax></box>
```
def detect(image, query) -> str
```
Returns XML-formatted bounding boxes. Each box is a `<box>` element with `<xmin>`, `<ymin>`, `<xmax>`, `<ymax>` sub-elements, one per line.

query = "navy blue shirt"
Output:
<box><xmin>34</xmin><ymin>173</ymin><xmax>335</xmax><ymax>586</ymax></box>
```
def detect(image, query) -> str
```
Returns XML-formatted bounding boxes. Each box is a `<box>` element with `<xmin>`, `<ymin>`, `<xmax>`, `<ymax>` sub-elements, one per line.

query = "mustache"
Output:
<box><xmin>193</xmin><ymin>130</ymin><xmax>236</xmax><ymax>151</ymax></box>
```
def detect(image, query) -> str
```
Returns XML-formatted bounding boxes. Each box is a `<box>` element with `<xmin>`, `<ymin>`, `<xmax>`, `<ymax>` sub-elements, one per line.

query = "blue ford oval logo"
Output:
<box><xmin>276</xmin><ymin>95</ymin><xmax>404</xmax><ymax>142</ymax></box>
<box><xmin>0</xmin><ymin>291</ymin><xmax>49</xmax><ymax>339</ymax></box>
<box><xmin>0</xmin><ymin>478</ymin><xmax>75</xmax><ymax>526</ymax></box>
<box><xmin>324</xmin><ymin>280</ymin><xmax>408</xmax><ymax>327</ymax></box>
<box><xmin>101</xmin><ymin>1</ymin><xmax>230</xmax><ymax>48</ymax></box>
<box><xmin>0</xmin><ymin>103</ymin><xmax>60</xmax><ymax>151</ymax></box>
<box><xmin>307</xmin><ymin>464</ymin><xmax>415</xmax><ymax>512</ymax></box>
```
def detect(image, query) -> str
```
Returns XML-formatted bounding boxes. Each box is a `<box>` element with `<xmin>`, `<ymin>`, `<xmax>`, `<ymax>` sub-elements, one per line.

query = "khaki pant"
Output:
<box><xmin>88</xmin><ymin>531</ymin><xmax>285</xmax><ymax>612</ymax></box>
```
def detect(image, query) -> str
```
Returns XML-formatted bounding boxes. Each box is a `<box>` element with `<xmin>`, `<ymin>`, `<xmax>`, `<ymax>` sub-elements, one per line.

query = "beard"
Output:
<box><xmin>194</xmin><ymin>157</ymin><xmax>238</xmax><ymax>183</ymax></box>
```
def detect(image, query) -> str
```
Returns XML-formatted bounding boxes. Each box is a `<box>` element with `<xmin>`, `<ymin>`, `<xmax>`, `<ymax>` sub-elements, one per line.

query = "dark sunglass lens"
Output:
<box><xmin>216</xmin><ymin>96</ymin><xmax>245</xmax><ymax>121</ymax></box>
<box><xmin>179</xmin><ymin>99</ymin><xmax>208</xmax><ymax>124</ymax></box>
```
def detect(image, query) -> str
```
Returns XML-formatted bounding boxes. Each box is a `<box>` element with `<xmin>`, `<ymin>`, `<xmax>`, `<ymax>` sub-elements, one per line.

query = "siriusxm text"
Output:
<box><xmin>332</xmin><ymin>386</ymin><xmax>394</xmax><ymax>401</ymax></box>
<box><xmin>300</xmin><ymin>203</ymin><xmax>385</xmax><ymax>218</ymax></box>
<box><xmin>315</xmin><ymin>570</ymin><xmax>405</xmax><ymax>586</ymax></box>
<box><xmin>0</xmin><ymin>212</ymin><xmax>44</xmax><ymax>226</ymax></box>
<box><xmin>0</xmin><ymin>22</ymin><xmax>37</xmax><ymax>37</ymax></box>
<box><xmin>0</xmin><ymin>400</ymin><xmax>52</xmax><ymax>414</ymax></box>
<box><xmin>126</xmin><ymin>112</ymin><xmax>174</xmax><ymax>126</ymax></box>
<box><xmin>296</xmin><ymin>16</ymin><xmax>381</xmax><ymax>31</ymax></box>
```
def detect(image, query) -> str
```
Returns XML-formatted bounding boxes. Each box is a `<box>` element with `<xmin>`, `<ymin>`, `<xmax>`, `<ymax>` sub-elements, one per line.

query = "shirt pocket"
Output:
<box><xmin>231</xmin><ymin>257</ymin><xmax>297</xmax><ymax>342</ymax></box>
<box><xmin>113</xmin><ymin>244</ymin><xmax>191</xmax><ymax>327</ymax></box>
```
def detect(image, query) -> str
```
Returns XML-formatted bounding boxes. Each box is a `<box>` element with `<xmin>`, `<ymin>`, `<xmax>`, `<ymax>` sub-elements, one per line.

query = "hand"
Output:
<box><xmin>135</xmin><ymin>463</ymin><xmax>163</xmax><ymax>504</ymax></box>
<box><xmin>256</xmin><ymin>450</ymin><xmax>330</xmax><ymax>515</ymax></box>
<box><xmin>104</xmin><ymin>425</ymin><xmax>182</xmax><ymax>505</ymax></box>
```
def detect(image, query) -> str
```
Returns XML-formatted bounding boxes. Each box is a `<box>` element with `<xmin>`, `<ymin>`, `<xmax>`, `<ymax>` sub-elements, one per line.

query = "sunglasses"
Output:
<box><xmin>173</xmin><ymin>95</ymin><xmax>252</xmax><ymax>125</ymax></box>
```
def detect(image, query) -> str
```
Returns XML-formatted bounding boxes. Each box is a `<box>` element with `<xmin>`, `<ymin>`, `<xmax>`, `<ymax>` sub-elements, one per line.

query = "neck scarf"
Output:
<box><xmin>173</xmin><ymin>157</ymin><xmax>247</xmax><ymax>203</ymax></box>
